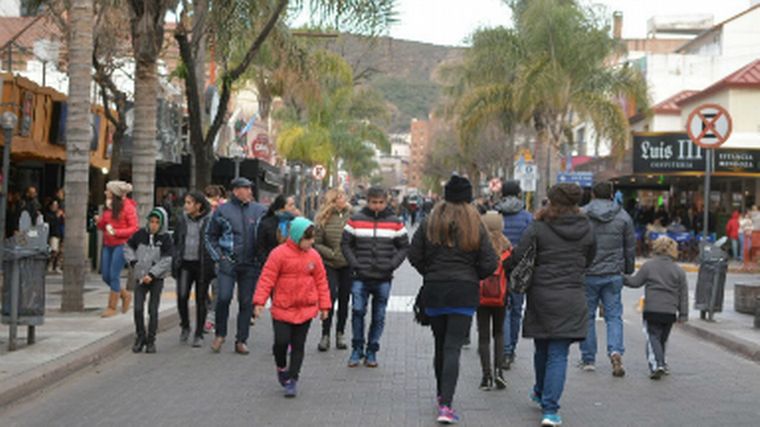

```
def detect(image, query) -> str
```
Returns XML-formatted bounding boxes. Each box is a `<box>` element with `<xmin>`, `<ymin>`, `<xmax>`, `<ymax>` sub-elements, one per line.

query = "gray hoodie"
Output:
<box><xmin>124</xmin><ymin>207</ymin><xmax>173</xmax><ymax>283</ymax></box>
<box><xmin>624</xmin><ymin>255</ymin><xmax>689</xmax><ymax>319</ymax></box>
<box><xmin>583</xmin><ymin>199</ymin><xmax>635</xmax><ymax>276</ymax></box>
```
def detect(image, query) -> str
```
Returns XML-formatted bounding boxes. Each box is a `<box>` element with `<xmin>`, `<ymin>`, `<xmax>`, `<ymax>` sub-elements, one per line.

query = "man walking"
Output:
<box><xmin>205</xmin><ymin>178</ymin><xmax>267</xmax><ymax>354</ymax></box>
<box><xmin>580</xmin><ymin>181</ymin><xmax>636</xmax><ymax>376</ymax></box>
<box><xmin>342</xmin><ymin>186</ymin><xmax>409</xmax><ymax>368</ymax></box>
<box><xmin>495</xmin><ymin>180</ymin><xmax>532</xmax><ymax>370</ymax></box>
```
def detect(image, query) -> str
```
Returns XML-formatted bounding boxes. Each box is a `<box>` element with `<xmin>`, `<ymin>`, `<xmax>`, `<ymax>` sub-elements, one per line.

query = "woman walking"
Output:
<box><xmin>314</xmin><ymin>188</ymin><xmax>353</xmax><ymax>351</ymax></box>
<box><xmin>507</xmin><ymin>183</ymin><xmax>595</xmax><ymax>427</ymax></box>
<box><xmin>408</xmin><ymin>175</ymin><xmax>498</xmax><ymax>424</ymax></box>
<box><xmin>95</xmin><ymin>180</ymin><xmax>139</xmax><ymax>318</ymax></box>
<box><xmin>258</xmin><ymin>194</ymin><xmax>300</xmax><ymax>262</ymax></box>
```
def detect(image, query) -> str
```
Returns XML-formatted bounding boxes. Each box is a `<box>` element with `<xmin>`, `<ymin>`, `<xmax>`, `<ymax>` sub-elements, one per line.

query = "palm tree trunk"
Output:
<box><xmin>132</xmin><ymin>60</ymin><xmax>158</xmax><ymax>222</ymax></box>
<box><xmin>61</xmin><ymin>0</ymin><xmax>93</xmax><ymax>312</ymax></box>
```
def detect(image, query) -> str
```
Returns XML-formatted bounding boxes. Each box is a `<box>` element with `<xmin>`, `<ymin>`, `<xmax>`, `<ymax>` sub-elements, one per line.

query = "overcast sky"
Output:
<box><xmin>329</xmin><ymin>0</ymin><xmax>756</xmax><ymax>46</ymax></box>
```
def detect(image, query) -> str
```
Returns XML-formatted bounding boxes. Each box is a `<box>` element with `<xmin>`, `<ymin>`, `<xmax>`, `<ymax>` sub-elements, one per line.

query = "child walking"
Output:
<box><xmin>624</xmin><ymin>236</ymin><xmax>688</xmax><ymax>379</ymax></box>
<box><xmin>477</xmin><ymin>211</ymin><xmax>512</xmax><ymax>391</ymax></box>
<box><xmin>253</xmin><ymin>217</ymin><xmax>331</xmax><ymax>398</ymax></box>
<box><xmin>124</xmin><ymin>208</ymin><xmax>173</xmax><ymax>353</ymax></box>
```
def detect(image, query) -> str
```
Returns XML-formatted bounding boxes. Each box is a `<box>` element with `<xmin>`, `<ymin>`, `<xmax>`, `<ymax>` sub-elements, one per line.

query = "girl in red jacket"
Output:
<box><xmin>253</xmin><ymin>217</ymin><xmax>331</xmax><ymax>398</ymax></box>
<box><xmin>726</xmin><ymin>211</ymin><xmax>740</xmax><ymax>259</ymax></box>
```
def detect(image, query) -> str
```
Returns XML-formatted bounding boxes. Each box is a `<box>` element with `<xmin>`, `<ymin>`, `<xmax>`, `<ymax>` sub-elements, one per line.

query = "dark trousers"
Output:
<box><xmin>321</xmin><ymin>266</ymin><xmax>352</xmax><ymax>336</ymax></box>
<box><xmin>134</xmin><ymin>279</ymin><xmax>164</xmax><ymax>342</ymax></box>
<box><xmin>215</xmin><ymin>266</ymin><xmax>259</xmax><ymax>344</ymax></box>
<box><xmin>430</xmin><ymin>314</ymin><xmax>472</xmax><ymax>407</ymax></box>
<box><xmin>477</xmin><ymin>306</ymin><xmax>506</xmax><ymax>376</ymax></box>
<box><xmin>177</xmin><ymin>261</ymin><xmax>211</xmax><ymax>337</ymax></box>
<box><xmin>273</xmin><ymin>319</ymin><xmax>311</xmax><ymax>381</ymax></box>
<box><xmin>644</xmin><ymin>319</ymin><xmax>674</xmax><ymax>371</ymax></box>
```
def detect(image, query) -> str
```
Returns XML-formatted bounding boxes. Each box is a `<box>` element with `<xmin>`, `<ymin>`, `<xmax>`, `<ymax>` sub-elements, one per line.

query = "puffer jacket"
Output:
<box><xmin>624</xmin><ymin>255</ymin><xmax>688</xmax><ymax>319</ymax></box>
<box><xmin>583</xmin><ymin>199</ymin><xmax>636</xmax><ymax>276</ymax></box>
<box><xmin>205</xmin><ymin>196</ymin><xmax>267</xmax><ymax>272</ymax></box>
<box><xmin>172</xmin><ymin>210</ymin><xmax>215</xmax><ymax>283</ymax></box>
<box><xmin>97</xmin><ymin>198</ymin><xmax>139</xmax><ymax>247</ymax></box>
<box><xmin>124</xmin><ymin>208</ymin><xmax>173</xmax><ymax>283</ymax></box>
<box><xmin>509</xmin><ymin>214</ymin><xmax>596</xmax><ymax>341</ymax></box>
<box><xmin>257</xmin><ymin>210</ymin><xmax>296</xmax><ymax>263</ymax></box>
<box><xmin>495</xmin><ymin>196</ymin><xmax>533</xmax><ymax>246</ymax></box>
<box><xmin>314</xmin><ymin>206</ymin><xmax>351</xmax><ymax>269</ymax></box>
<box><xmin>408</xmin><ymin>218</ymin><xmax>498</xmax><ymax>309</ymax></box>
<box><xmin>341</xmin><ymin>206</ymin><xmax>409</xmax><ymax>282</ymax></box>
<box><xmin>253</xmin><ymin>240</ymin><xmax>332</xmax><ymax>324</ymax></box>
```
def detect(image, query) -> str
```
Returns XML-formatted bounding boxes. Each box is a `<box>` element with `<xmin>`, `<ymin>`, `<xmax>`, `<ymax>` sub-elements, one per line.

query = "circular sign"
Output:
<box><xmin>488</xmin><ymin>178</ymin><xmax>502</xmax><ymax>195</ymax></box>
<box><xmin>312</xmin><ymin>164</ymin><xmax>327</xmax><ymax>181</ymax></box>
<box><xmin>686</xmin><ymin>103</ymin><xmax>732</xmax><ymax>149</ymax></box>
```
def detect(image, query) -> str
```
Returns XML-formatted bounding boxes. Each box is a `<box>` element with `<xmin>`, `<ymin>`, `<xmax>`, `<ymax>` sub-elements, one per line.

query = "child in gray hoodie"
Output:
<box><xmin>125</xmin><ymin>208</ymin><xmax>173</xmax><ymax>354</ymax></box>
<box><xmin>624</xmin><ymin>236</ymin><xmax>688</xmax><ymax>379</ymax></box>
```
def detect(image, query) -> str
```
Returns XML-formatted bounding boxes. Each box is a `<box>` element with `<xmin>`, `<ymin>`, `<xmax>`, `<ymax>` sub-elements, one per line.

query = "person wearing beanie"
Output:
<box><xmin>95</xmin><ymin>181</ymin><xmax>139</xmax><ymax>318</ymax></box>
<box><xmin>124</xmin><ymin>207</ymin><xmax>173</xmax><ymax>353</ymax></box>
<box><xmin>624</xmin><ymin>236</ymin><xmax>688</xmax><ymax>379</ymax></box>
<box><xmin>253</xmin><ymin>217</ymin><xmax>331</xmax><ymax>398</ymax></box>
<box><xmin>494</xmin><ymin>179</ymin><xmax>532</xmax><ymax>371</ymax></box>
<box><xmin>506</xmin><ymin>183</ymin><xmax>595</xmax><ymax>427</ymax></box>
<box><xmin>408</xmin><ymin>175</ymin><xmax>498</xmax><ymax>424</ymax></box>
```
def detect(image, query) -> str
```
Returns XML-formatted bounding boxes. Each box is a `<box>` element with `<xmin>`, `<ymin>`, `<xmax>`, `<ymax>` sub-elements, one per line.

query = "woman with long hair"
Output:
<box><xmin>313</xmin><ymin>188</ymin><xmax>353</xmax><ymax>351</ymax></box>
<box><xmin>258</xmin><ymin>194</ymin><xmax>300</xmax><ymax>263</ymax></box>
<box><xmin>408</xmin><ymin>175</ymin><xmax>498</xmax><ymax>424</ymax></box>
<box><xmin>95</xmin><ymin>180</ymin><xmax>139</xmax><ymax>318</ymax></box>
<box><xmin>507</xmin><ymin>183</ymin><xmax>596</xmax><ymax>427</ymax></box>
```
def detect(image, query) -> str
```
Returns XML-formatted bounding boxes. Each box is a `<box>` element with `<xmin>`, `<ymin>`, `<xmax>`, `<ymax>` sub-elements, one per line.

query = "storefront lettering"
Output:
<box><xmin>640</xmin><ymin>140</ymin><xmax>673</xmax><ymax>160</ymax></box>
<box><xmin>633</xmin><ymin>133</ymin><xmax>759</xmax><ymax>174</ymax></box>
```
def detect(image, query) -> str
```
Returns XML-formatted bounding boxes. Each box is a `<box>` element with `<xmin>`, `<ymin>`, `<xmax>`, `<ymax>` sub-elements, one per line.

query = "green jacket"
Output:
<box><xmin>314</xmin><ymin>206</ymin><xmax>351</xmax><ymax>269</ymax></box>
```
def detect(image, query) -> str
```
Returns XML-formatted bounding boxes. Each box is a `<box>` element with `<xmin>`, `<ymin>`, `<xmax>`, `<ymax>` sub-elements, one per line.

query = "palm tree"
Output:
<box><xmin>61</xmin><ymin>0</ymin><xmax>94</xmax><ymax>311</ymax></box>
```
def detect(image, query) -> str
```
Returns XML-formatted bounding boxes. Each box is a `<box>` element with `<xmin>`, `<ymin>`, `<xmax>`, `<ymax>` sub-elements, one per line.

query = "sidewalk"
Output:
<box><xmin>0</xmin><ymin>272</ymin><xmax>180</xmax><ymax>407</ymax></box>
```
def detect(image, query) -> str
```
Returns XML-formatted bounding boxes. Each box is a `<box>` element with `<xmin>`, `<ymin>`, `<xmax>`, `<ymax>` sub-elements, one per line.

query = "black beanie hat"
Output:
<box><xmin>444</xmin><ymin>175</ymin><xmax>473</xmax><ymax>204</ymax></box>
<box><xmin>502</xmin><ymin>180</ymin><xmax>521</xmax><ymax>197</ymax></box>
<box><xmin>548</xmin><ymin>183</ymin><xmax>583</xmax><ymax>207</ymax></box>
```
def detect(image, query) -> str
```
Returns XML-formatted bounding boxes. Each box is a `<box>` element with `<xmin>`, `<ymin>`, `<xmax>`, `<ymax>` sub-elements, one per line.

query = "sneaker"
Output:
<box><xmin>276</xmin><ymin>367</ymin><xmax>289</xmax><ymax>387</ymax></box>
<box><xmin>180</xmin><ymin>327</ymin><xmax>191</xmax><ymax>343</ymax></box>
<box><xmin>494</xmin><ymin>369</ymin><xmax>507</xmax><ymax>390</ymax></box>
<box><xmin>336</xmin><ymin>332</ymin><xmax>348</xmax><ymax>350</ymax></box>
<box><xmin>191</xmin><ymin>335</ymin><xmax>204</xmax><ymax>348</ymax></box>
<box><xmin>318</xmin><ymin>335</ymin><xmax>330</xmax><ymax>352</ymax></box>
<box><xmin>145</xmin><ymin>341</ymin><xmax>157</xmax><ymax>354</ymax></box>
<box><xmin>663</xmin><ymin>364</ymin><xmax>670</xmax><ymax>375</ymax></box>
<box><xmin>650</xmin><ymin>366</ymin><xmax>666</xmax><ymax>380</ymax></box>
<box><xmin>348</xmin><ymin>349</ymin><xmax>363</xmax><ymax>367</ymax></box>
<box><xmin>541</xmin><ymin>413</ymin><xmax>562</xmax><ymax>426</ymax></box>
<box><xmin>579</xmin><ymin>361</ymin><xmax>596</xmax><ymax>372</ymax></box>
<box><xmin>501</xmin><ymin>353</ymin><xmax>515</xmax><ymax>370</ymax></box>
<box><xmin>610</xmin><ymin>353</ymin><xmax>626</xmax><ymax>377</ymax></box>
<box><xmin>204</xmin><ymin>320</ymin><xmax>214</xmax><ymax>333</ymax></box>
<box><xmin>284</xmin><ymin>379</ymin><xmax>297</xmax><ymax>398</ymax></box>
<box><xmin>365</xmin><ymin>351</ymin><xmax>379</xmax><ymax>368</ymax></box>
<box><xmin>436</xmin><ymin>405</ymin><xmax>460</xmax><ymax>424</ymax></box>
<box><xmin>530</xmin><ymin>392</ymin><xmax>542</xmax><ymax>408</ymax></box>
<box><xmin>479</xmin><ymin>375</ymin><xmax>493</xmax><ymax>391</ymax></box>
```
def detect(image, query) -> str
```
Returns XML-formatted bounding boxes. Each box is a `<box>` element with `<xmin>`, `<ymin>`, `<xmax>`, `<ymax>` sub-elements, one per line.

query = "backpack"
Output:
<box><xmin>480</xmin><ymin>250</ymin><xmax>511</xmax><ymax>306</ymax></box>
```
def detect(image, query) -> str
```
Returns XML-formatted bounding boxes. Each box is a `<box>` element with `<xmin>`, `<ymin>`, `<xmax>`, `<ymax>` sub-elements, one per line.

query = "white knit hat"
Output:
<box><xmin>106</xmin><ymin>180</ymin><xmax>133</xmax><ymax>198</ymax></box>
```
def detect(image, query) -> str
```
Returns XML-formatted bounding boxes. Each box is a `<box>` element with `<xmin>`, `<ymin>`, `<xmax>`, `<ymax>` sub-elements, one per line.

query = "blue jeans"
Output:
<box><xmin>739</xmin><ymin>234</ymin><xmax>746</xmax><ymax>262</ymax></box>
<box><xmin>101</xmin><ymin>244</ymin><xmax>125</xmax><ymax>292</ymax></box>
<box><xmin>351</xmin><ymin>280</ymin><xmax>391</xmax><ymax>353</ymax></box>
<box><xmin>503</xmin><ymin>291</ymin><xmax>525</xmax><ymax>356</ymax></box>
<box><xmin>533</xmin><ymin>339</ymin><xmax>572</xmax><ymax>415</ymax></box>
<box><xmin>215</xmin><ymin>266</ymin><xmax>259</xmax><ymax>344</ymax></box>
<box><xmin>580</xmin><ymin>275</ymin><xmax>624</xmax><ymax>363</ymax></box>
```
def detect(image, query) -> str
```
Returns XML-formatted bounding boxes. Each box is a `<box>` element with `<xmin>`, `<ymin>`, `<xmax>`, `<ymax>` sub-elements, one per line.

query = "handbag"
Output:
<box><xmin>413</xmin><ymin>285</ymin><xmax>430</xmax><ymax>326</ymax></box>
<box><xmin>509</xmin><ymin>234</ymin><xmax>536</xmax><ymax>294</ymax></box>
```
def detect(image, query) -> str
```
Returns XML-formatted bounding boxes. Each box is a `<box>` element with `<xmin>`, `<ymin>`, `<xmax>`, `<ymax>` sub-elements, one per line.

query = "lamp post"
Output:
<box><xmin>0</xmin><ymin>111</ymin><xmax>18</xmax><ymax>271</ymax></box>
<box><xmin>230</xmin><ymin>143</ymin><xmax>244</xmax><ymax>179</ymax></box>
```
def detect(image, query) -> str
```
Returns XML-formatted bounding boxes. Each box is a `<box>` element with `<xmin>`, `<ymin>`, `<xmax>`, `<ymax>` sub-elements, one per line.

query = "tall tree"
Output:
<box><xmin>61</xmin><ymin>0</ymin><xmax>94</xmax><ymax>311</ymax></box>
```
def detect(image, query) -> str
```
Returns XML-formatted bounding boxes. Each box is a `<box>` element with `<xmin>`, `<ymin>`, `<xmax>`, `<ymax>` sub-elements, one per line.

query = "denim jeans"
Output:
<box><xmin>534</xmin><ymin>339</ymin><xmax>572</xmax><ymax>414</ymax></box>
<box><xmin>739</xmin><ymin>234</ymin><xmax>746</xmax><ymax>262</ymax></box>
<box><xmin>215</xmin><ymin>266</ymin><xmax>259</xmax><ymax>344</ymax></box>
<box><xmin>351</xmin><ymin>280</ymin><xmax>391</xmax><ymax>353</ymax></box>
<box><xmin>730</xmin><ymin>238</ymin><xmax>739</xmax><ymax>259</ymax></box>
<box><xmin>503</xmin><ymin>291</ymin><xmax>525</xmax><ymax>356</ymax></box>
<box><xmin>580</xmin><ymin>275</ymin><xmax>625</xmax><ymax>363</ymax></box>
<box><xmin>101</xmin><ymin>244</ymin><xmax>125</xmax><ymax>292</ymax></box>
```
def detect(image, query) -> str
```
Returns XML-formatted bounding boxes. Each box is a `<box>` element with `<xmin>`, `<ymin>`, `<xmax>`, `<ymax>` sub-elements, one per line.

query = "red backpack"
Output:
<box><xmin>480</xmin><ymin>250</ymin><xmax>511</xmax><ymax>307</ymax></box>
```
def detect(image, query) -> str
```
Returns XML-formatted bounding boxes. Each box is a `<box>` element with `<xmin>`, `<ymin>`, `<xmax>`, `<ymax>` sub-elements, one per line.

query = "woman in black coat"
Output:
<box><xmin>507</xmin><ymin>183</ymin><xmax>595</xmax><ymax>427</ymax></box>
<box><xmin>408</xmin><ymin>175</ymin><xmax>498</xmax><ymax>425</ymax></box>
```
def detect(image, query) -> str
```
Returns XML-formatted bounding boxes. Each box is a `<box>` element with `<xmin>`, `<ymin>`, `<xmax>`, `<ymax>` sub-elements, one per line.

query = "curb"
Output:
<box><xmin>679</xmin><ymin>321</ymin><xmax>760</xmax><ymax>364</ymax></box>
<box><xmin>0</xmin><ymin>308</ymin><xmax>180</xmax><ymax>409</ymax></box>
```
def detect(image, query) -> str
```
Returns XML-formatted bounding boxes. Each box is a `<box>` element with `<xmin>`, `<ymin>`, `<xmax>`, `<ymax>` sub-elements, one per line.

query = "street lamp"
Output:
<box><xmin>0</xmin><ymin>111</ymin><xmax>18</xmax><ymax>271</ymax></box>
<box><xmin>229</xmin><ymin>143</ymin><xmax>245</xmax><ymax>179</ymax></box>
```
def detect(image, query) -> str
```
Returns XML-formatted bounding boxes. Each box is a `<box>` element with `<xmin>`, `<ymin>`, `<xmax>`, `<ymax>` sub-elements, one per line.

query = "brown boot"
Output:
<box><xmin>210</xmin><ymin>336</ymin><xmax>225</xmax><ymax>353</ymax></box>
<box><xmin>101</xmin><ymin>291</ymin><xmax>120</xmax><ymax>318</ymax></box>
<box><xmin>120</xmin><ymin>289</ymin><xmax>132</xmax><ymax>313</ymax></box>
<box><xmin>611</xmin><ymin>353</ymin><xmax>626</xmax><ymax>377</ymax></box>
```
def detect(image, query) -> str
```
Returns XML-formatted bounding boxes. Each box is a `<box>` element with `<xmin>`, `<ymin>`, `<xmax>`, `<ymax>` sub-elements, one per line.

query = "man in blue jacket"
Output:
<box><xmin>495</xmin><ymin>180</ymin><xmax>533</xmax><ymax>370</ymax></box>
<box><xmin>205</xmin><ymin>177</ymin><xmax>268</xmax><ymax>355</ymax></box>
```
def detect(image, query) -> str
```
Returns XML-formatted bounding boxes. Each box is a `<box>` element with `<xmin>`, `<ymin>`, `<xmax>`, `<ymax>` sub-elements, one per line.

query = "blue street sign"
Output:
<box><xmin>556</xmin><ymin>172</ymin><xmax>594</xmax><ymax>188</ymax></box>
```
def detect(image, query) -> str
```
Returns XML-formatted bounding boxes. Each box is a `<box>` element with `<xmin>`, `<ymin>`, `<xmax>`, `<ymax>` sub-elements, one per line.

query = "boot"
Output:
<box><xmin>318</xmin><ymin>334</ymin><xmax>330</xmax><ymax>352</ymax></box>
<box><xmin>494</xmin><ymin>368</ymin><xmax>507</xmax><ymax>390</ymax></box>
<box><xmin>101</xmin><ymin>291</ymin><xmax>120</xmax><ymax>318</ymax></box>
<box><xmin>120</xmin><ymin>289</ymin><xmax>132</xmax><ymax>314</ymax></box>
<box><xmin>132</xmin><ymin>336</ymin><xmax>146</xmax><ymax>353</ymax></box>
<box><xmin>610</xmin><ymin>353</ymin><xmax>626</xmax><ymax>377</ymax></box>
<box><xmin>335</xmin><ymin>332</ymin><xmax>347</xmax><ymax>350</ymax></box>
<box><xmin>145</xmin><ymin>339</ymin><xmax>157</xmax><ymax>354</ymax></box>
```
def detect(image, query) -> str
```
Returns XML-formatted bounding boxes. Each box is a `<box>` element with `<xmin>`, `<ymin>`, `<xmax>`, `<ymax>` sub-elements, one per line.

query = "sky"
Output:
<box><xmin>377</xmin><ymin>0</ymin><xmax>756</xmax><ymax>46</ymax></box>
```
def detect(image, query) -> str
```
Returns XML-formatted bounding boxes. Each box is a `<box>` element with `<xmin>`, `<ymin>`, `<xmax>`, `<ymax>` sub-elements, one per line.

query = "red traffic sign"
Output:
<box><xmin>686</xmin><ymin>103</ymin><xmax>732</xmax><ymax>149</ymax></box>
<box><xmin>312</xmin><ymin>164</ymin><xmax>327</xmax><ymax>180</ymax></box>
<box><xmin>488</xmin><ymin>178</ymin><xmax>502</xmax><ymax>195</ymax></box>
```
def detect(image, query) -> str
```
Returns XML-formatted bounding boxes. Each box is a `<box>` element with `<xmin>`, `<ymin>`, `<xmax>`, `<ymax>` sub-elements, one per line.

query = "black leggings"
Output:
<box><xmin>322</xmin><ymin>266</ymin><xmax>352</xmax><ymax>336</ymax></box>
<box><xmin>477</xmin><ymin>306</ymin><xmax>506</xmax><ymax>375</ymax></box>
<box><xmin>644</xmin><ymin>319</ymin><xmax>674</xmax><ymax>371</ymax></box>
<box><xmin>273</xmin><ymin>319</ymin><xmax>311</xmax><ymax>381</ymax></box>
<box><xmin>177</xmin><ymin>261</ymin><xmax>210</xmax><ymax>337</ymax></box>
<box><xmin>134</xmin><ymin>279</ymin><xmax>163</xmax><ymax>342</ymax></box>
<box><xmin>430</xmin><ymin>314</ymin><xmax>472</xmax><ymax>407</ymax></box>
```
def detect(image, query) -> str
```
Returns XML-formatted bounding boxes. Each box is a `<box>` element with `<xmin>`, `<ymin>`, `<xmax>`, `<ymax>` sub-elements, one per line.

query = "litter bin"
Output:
<box><xmin>695</xmin><ymin>240</ymin><xmax>728</xmax><ymax>321</ymax></box>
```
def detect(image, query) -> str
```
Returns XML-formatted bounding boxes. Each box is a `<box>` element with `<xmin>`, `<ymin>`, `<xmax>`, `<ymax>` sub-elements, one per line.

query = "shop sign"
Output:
<box><xmin>633</xmin><ymin>133</ymin><xmax>760</xmax><ymax>174</ymax></box>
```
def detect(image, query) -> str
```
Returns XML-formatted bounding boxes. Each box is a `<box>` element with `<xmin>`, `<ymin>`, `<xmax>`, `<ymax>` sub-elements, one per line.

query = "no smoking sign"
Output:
<box><xmin>686</xmin><ymin>103</ymin><xmax>732</xmax><ymax>149</ymax></box>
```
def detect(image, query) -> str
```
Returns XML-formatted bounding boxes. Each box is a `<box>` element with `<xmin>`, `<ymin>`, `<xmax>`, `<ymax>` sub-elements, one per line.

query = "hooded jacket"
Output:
<box><xmin>205</xmin><ymin>195</ymin><xmax>267</xmax><ymax>272</ymax></box>
<box><xmin>97</xmin><ymin>198</ymin><xmax>139</xmax><ymax>247</ymax></box>
<box><xmin>726</xmin><ymin>212</ymin><xmax>740</xmax><ymax>240</ymax></box>
<box><xmin>253</xmin><ymin>218</ymin><xmax>332</xmax><ymax>324</ymax></box>
<box><xmin>624</xmin><ymin>255</ymin><xmax>689</xmax><ymax>319</ymax></box>
<box><xmin>583</xmin><ymin>199</ymin><xmax>636</xmax><ymax>276</ymax></box>
<box><xmin>509</xmin><ymin>214</ymin><xmax>596</xmax><ymax>340</ymax></box>
<box><xmin>341</xmin><ymin>206</ymin><xmax>409</xmax><ymax>282</ymax></box>
<box><xmin>314</xmin><ymin>205</ymin><xmax>352</xmax><ymax>269</ymax></box>
<box><xmin>495</xmin><ymin>196</ymin><xmax>533</xmax><ymax>247</ymax></box>
<box><xmin>124</xmin><ymin>207</ymin><xmax>173</xmax><ymax>283</ymax></box>
<box><xmin>257</xmin><ymin>210</ymin><xmax>296</xmax><ymax>263</ymax></box>
<box><xmin>172</xmin><ymin>200</ymin><xmax>215</xmax><ymax>283</ymax></box>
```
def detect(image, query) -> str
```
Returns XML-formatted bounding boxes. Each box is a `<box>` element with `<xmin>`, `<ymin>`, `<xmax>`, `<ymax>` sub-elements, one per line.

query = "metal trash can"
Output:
<box><xmin>2</xmin><ymin>247</ymin><xmax>47</xmax><ymax>324</ymax></box>
<box><xmin>695</xmin><ymin>240</ymin><xmax>728</xmax><ymax>321</ymax></box>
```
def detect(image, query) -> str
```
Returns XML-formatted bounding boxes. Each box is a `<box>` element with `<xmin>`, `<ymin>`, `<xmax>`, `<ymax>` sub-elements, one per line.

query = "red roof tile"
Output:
<box><xmin>676</xmin><ymin>59</ymin><xmax>760</xmax><ymax>106</ymax></box>
<box><xmin>0</xmin><ymin>16</ymin><xmax>62</xmax><ymax>51</ymax></box>
<box><xmin>652</xmin><ymin>90</ymin><xmax>699</xmax><ymax>114</ymax></box>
